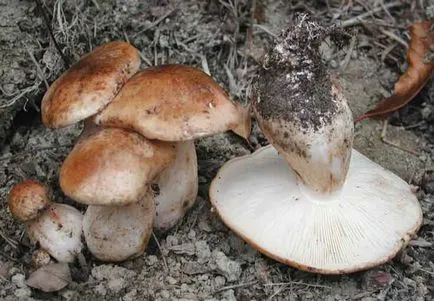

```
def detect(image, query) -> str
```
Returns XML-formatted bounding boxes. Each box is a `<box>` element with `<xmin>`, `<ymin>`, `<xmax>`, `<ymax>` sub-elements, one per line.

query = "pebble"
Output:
<box><xmin>213</xmin><ymin>251</ymin><xmax>241</xmax><ymax>282</ymax></box>
<box><xmin>14</xmin><ymin>287</ymin><xmax>31</xmax><ymax>298</ymax></box>
<box><xmin>11</xmin><ymin>274</ymin><xmax>26</xmax><ymax>288</ymax></box>
<box><xmin>195</xmin><ymin>240</ymin><xmax>211</xmax><ymax>262</ymax></box>
<box><xmin>166</xmin><ymin>276</ymin><xmax>177</xmax><ymax>285</ymax></box>
<box><xmin>160</xmin><ymin>289</ymin><xmax>170</xmax><ymax>299</ymax></box>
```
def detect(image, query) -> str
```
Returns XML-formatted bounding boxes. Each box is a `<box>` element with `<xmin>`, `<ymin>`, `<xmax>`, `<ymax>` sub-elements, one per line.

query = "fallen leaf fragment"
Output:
<box><xmin>26</xmin><ymin>263</ymin><xmax>71</xmax><ymax>292</ymax></box>
<box><xmin>356</xmin><ymin>21</ymin><xmax>434</xmax><ymax>121</ymax></box>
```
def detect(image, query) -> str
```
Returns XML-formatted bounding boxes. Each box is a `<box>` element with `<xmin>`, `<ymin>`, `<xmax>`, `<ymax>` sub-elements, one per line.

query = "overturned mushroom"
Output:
<box><xmin>209</xmin><ymin>16</ymin><xmax>423</xmax><ymax>274</ymax></box>
<box><xmin>93</xmin><ymin>64</ymin><xmax>251</xmax><ymax>141</ymax></box>
<box><xmin>8</xmin><ymin>180</ymin><xmax>83</xmax><ymax>263</ymax></box>
<box><xmin>41</xmin><ymin>41</ymin><xmax>141</xmax><ymax>128</ymax></box>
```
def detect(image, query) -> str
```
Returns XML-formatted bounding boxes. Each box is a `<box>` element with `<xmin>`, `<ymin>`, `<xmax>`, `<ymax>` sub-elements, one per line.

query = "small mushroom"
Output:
<box><xmin>8</xmin><ymin>180</ymin><xmax>83</xmax><ymax>263</ymax></box>
<box><xmin>209</xmin><ymin>16</ymin><xmax>423</xmax><ymax>274</ymax></box>
<box><xmin>41</xmin><ymin>41</ymin><xmax>141</xmax><ymax>128</ymax></box>
<box><xmin>93</xmin><ymin>64</ymin><xmax>251</xmax><ymax>141</ymax></box>
<box><xmin>153</xmin><ymin>140</ymin><xmax>198</xmax><ymax>231</ymax></box>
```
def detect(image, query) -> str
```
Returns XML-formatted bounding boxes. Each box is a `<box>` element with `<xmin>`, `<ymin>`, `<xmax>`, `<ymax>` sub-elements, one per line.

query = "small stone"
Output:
<box><xmin>160</xmin><ymin>289</ymin><xmax>170</xmax><ymax>298</ymax></box>
<box><xmin>94</xmin><ymin>283</ymin><xmax>107</xmax><ymax>296</ymax></box>
<box><xmin>147</xmin><ymin>255</ymin><xmax>158</xmax><ymax>266</ymax></box>
<box><xmin>60</xmin><ymin>290</ymin><xmax>77</xmax><ymax>301</ymax></box>
<box><xmin>330</xmin><ymin>60</ymin><xmax>338</xmax><ymax>68</ymax></box>
<box><xmin>14</xmin><ymin>287</ymin><xmax>32</xmax><ymax>298</ymax></box>
<box><xmin>166</xmin><ymin>276</ymin><xmax>177</xmax><ymax>285</ymax></box>
<box><xmin>213</xmin><ymin>251</ymin><xmax>242</xmax><ymax>282</ymax></box>
<box><xmin>363</xmin><ymin>270</ymin><xmax>394</xmax><ymax>289</ymax></box>
<box><xmin>165</xmin><ymin>235</ymin><xmax>179</xmax><ymax>247</ymax></box>
<box><xmin>108</xmin><ymin>278</ymin><xmax>126</xmax><ymax>293</ymax></box>
<box><xmin>11</xmin><ymin>273</ymin><xmax>27</xmax><ymax>288</ymax></box>
<box><xmin>187</xmin><ymin>229</ymin><xmax>196</xmax><ymax>239</ymax></box>
<box><xmin>213</xmin><ymin>276</ymin><xmax>226</xmax><ymax>289</ymax></box>
<box><xmin>123</xmin><ymin>289</ymin><xmax>137</xmax><ymax>301</ymax></box>
<box><xmin>195</xmin><ymin>240</ymin><xmax>211</xmax><ymax>262</ymax></box>
<box><xmin>221</xmin><ymin>289</ymin><xmax>237</xmax><ymax>301</ymax></box>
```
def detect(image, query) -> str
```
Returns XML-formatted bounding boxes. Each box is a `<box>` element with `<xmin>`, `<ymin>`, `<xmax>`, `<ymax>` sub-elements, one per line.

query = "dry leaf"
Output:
<box><xmin>26</xmin><ymin>263</ymin><xmax>71</xmax><ymax>292</ymax></box>
<box><xmin>356</xmin><ymin>21</ymin><xmax>434</xmax><ymax>121</ymax></box>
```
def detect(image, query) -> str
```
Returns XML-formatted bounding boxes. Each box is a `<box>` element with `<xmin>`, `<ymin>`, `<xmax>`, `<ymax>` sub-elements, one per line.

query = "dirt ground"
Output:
<box><xmin>0</xmin><ymin>0</ymin><xmax>433</xmax><ymax>300</ymax></box>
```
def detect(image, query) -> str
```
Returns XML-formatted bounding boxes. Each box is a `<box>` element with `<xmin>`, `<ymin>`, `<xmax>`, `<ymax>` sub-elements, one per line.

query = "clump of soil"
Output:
<box><xmin>252</xmin><ymin>14</ymin><xmax>347</xmax><ymax>131</ymax></box>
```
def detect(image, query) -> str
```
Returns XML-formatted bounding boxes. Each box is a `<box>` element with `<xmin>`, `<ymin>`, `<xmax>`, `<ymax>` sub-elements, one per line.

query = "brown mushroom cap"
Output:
<box><xmin>93</xmin><ymin>64</ymin><xmax>251</xmax><ymax>141</ymax></box>
<box><xmin>59</xmin><ymin>126</ymin><xmax>176</xmax><ymax>206</ymax></box>
<box><xmin>41</xmin><ymin>41</ymin><xmax>141</xmax><ymax>128</ymax></box>
<box><xmin>8</xmin><ymin>180</ymin><xmax>51</xmax><ymax>222</ymax></box>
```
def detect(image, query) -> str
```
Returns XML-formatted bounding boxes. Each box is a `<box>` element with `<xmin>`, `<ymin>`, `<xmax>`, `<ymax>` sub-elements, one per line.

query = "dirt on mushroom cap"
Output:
<box><xmin>252</xmin><ymin>14</ymin><xmax>349</xmax><ymax>132</ymax></box>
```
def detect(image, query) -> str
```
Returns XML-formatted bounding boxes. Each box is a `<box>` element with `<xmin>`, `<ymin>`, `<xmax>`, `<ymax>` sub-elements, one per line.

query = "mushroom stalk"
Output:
<box><xmin>252</xmin><ymin>19</ymin><xmax>353</xmax><ymax>194</ymax></box>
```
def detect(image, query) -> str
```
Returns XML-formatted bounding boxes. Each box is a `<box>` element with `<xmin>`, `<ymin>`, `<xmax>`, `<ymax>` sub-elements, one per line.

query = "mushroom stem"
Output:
<box><xmin>252</xmin><ymin>15</ymin><xmax>353</xmax><ymax>194</ymax></box>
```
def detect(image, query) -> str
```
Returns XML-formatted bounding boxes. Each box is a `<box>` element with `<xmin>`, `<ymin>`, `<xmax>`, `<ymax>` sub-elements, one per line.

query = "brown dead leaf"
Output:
<box><xmin>356</xmin><ymin>21</ymin><xmax>434</xmax><ymax>122</ymax></box>
<box><xmin>26</xmin><ymin>263</ymin><xmax>71</xmax><ymax>292</ymax></box>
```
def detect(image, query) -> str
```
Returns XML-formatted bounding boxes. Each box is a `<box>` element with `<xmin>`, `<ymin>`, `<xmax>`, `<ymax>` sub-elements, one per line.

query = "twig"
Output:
<box><xmin>342</xmin><ymin>1</ymin><xmax>404</xmax><ymax>28</ymax></box>
<box><xmin>264</xmin><ymin>281</ymin><xmax>332</xmax><ymax>289</ymax></box>
<box><xmin>26</xmin><ymin>48</ymin><xmax>49</xmax><ymax>89</ymax></box>
<box><xmin>340</xmin><ymin>35</ymin><xmax>357</xmax><ymax>70</ymax></box>
<box><xmin>380</xmin><ymin>29</ymin><xmax>408</xmax><ymax>48</ymax></box>
<box><xmin>0</xmin><ymin>84</ymin><xmax>39</xmax><ymax>110</ymax></box>
<box><xmin>151</xmin><ymin>231</ymin><xmax>169</xmax><ymax>272</ymax></box>
<box><xmin>417</xmin><ymin>268</ymin><xmax>434</xmax><ymax>276</ymax></box>
<box><xmin>213</xmin><ymin>281</ymin><xmax>258</xmax><ymax>294</ymax></box>
<box><xmin>380</xmin><ymin>120</ymin><xmax>419</xmax><ymax>155</ymax></box>
<box><xmin>133</xmin><ymin>9</ymin><xmax>175</xmax><ymax>38</ymax></box>
<box><xmin>252</xmin><ymin>24</ymin><xmax>277</xmax><ymax>38</ymax></box>
<box><xmin>0</xmin><ymin>251</ymin><xmax>19</xmax><ymax>263</ymax></box>
<box><xmin>0</xmin><ymin>227</ymin><xmax>19</xmax><ymax>249</ymax></box>
<box><xmin>267</xmin><ymin>283</ymin><xmax>290</xmax><ymax>301</ymax></box>
<box><xmin>34</xmin><ymin>0</ymin><xmax>70</xmax><ymax>68</ymax></box>
<box><xmin>138</xmin><ymin>51</ymin><xmax>153</xmax><ymax>67</ymax></box>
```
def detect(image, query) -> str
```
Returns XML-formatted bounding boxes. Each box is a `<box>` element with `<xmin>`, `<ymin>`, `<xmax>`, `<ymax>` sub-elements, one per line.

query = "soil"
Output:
<box><xmin>0</xmin><ymin>1</ymin><xmax>433</xmax><ymax>301</ymax></box>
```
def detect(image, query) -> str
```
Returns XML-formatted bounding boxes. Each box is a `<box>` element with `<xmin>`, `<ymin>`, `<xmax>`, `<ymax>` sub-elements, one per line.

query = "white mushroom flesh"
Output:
<box><xmin>27</xmin><ymin>204</ymin><xmax>83</xmax><ymax>263</ymax></box>
<box><xmin>209</xmin><ymin>145</ymin><xmax>423</xmax><ymax>274</ymax></box>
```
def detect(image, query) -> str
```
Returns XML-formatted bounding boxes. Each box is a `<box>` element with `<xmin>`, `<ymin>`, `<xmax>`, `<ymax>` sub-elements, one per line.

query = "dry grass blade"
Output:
<box><xmin>356</xmin><ymin>21</ymin><xmax>434</xmax><ymax>121</ymax></box>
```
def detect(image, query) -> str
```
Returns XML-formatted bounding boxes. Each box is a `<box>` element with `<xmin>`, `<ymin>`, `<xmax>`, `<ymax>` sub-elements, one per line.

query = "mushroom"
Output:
<box><xmin>39</xmin><ymin>41</ymin><xmax>252</xmax><ymax>260</ymax></box>
<box><xmin>41</xmin><ymin>41</ymin><xmax>141</xmax><ymax>129</ymax></box>
<box><xmin>59</xmin><ymin>125</ymin><xmax>176</xmax><ymax>261</ymax></box>
<box><xmin>93</xmin><ymin>64</ymin><xmax>251</xmax><ymax>141</ymax></box>
<box><xmin>209</xmin><ymin>16</ymin><xmax>423</xmax><ymax>274</ymax></box>
<box><xmin>8</xmin><ymin>180</ymin><xmax>83</xmax><ymax>263</ymax></box>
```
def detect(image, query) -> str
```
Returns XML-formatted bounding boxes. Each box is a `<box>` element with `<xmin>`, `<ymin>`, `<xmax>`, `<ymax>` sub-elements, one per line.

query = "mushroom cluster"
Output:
<box><xmin>9</xmin><ymin>41</ymin><xmax>250</xmax><ymax>262</ymax></box>
<box><xmin>209</xmin><ymin>16</ymin><xmax>423</xmax><ymax>274</ymax></box>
